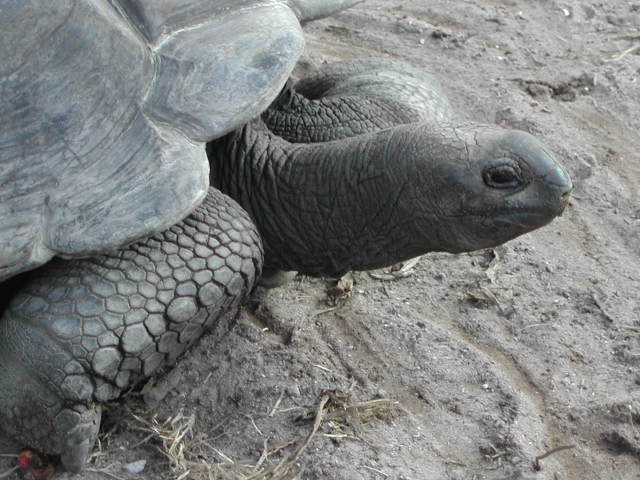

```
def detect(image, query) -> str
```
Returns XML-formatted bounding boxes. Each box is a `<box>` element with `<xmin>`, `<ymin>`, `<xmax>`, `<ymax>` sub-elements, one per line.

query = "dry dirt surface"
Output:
<box><xmin>2</xmin><ymin>1</ymin><xmax>639</xmax><ymax>479</ymax></box>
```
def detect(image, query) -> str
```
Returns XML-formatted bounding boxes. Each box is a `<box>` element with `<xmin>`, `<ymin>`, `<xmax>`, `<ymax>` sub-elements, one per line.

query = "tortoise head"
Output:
<box><xmin>411</xmin><ymin>124</ymin><xmax>572</xmax><ymax>253</ymax></box>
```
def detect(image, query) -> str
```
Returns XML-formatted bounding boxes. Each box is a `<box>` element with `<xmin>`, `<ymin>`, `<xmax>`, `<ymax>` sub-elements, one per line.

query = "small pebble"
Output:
<box><xmin>123</xmin><ymin>459</ymin><xmax>147</xmax><ymax>474</ymax></box>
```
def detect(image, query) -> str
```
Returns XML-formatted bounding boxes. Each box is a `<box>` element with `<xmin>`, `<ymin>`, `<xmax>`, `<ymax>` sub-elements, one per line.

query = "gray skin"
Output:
<box><xmin>263</xmin><ymin>59</ymin><xmax>455</xmax><ymax>142</ymax></box>
<box><xmin>0</xmin><ymin>0</ymin><xmax>361</xmax><ymax>473</ymax></box>
<box><xmin>208</xmin><ymin>60</ymin><xmax>572</xmax><ymax>276</ymax></box>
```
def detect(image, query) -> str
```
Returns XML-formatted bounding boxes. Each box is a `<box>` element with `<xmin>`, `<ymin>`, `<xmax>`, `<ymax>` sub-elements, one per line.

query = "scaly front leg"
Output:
<box><xmin>0</xmin><ymin>188</ymin><xmax>262</xmax><ymax>472</ymax></box>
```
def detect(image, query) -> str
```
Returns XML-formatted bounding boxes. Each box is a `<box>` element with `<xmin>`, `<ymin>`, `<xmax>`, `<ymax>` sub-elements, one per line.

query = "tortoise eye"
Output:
<box><xmin>483</xmin><ymin>165</ymin><xmax>522</xmax><ymax>189</ymax></box>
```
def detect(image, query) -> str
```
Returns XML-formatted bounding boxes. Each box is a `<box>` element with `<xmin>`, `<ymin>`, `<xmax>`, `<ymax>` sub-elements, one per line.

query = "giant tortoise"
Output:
<box><xmin>0</xmin><ymin>0</ymin><xmax>572</xmax><ymax>473</ymax></box>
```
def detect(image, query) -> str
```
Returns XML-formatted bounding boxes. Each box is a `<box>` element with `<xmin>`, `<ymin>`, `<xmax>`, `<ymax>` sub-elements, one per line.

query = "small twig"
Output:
<box><xmin>622</xmin><ymin>325</ymin><xmax>640</xmax><ymax>334</ymax></box>
<box><xmin>253</xmin><ymin>439</ymin><xmax>269</xmax><ymax>471</ymax></box>
<box><xmin>289</xmin><ymin>395</ymin><xmax>330</xmax><ymax>464</ymax></box>
<box><xmin>604</xmin><ymin>44</ymin><xmax>640</xmax><ymax>63</ymax></box>
<box><xmin>321</xmin><ymin>433</ymin><xmax>353</xmax><ymax>439</ymax></box>
<box><xmin>311</xmin><ymin>307</ymin><xmax>337</xmax><ymax>317</ymax></box>
<box><xmin>244</xmin><ymin>414</ymin><xmax>264</xmax><ymax>437</ymax></box>
<box><xmin>266</xmin><ymin>439</ymin><xmax>298</xmax><ymax>456</ymax></box>
<box><xmin>130</xmin><ymin>432</ymin><xmax>155</xmax><ymax>449</ymax></box>
<box><xmin>484</xmin><ymin>249</ymin><xmax>502</xmax><ymax>283</ymax></box>
<box><xmin>362</xmin><ymin>465</ymin><xmax>389</xmax><ymax>477</ymax></box>
<box><xmin>311</xmin><ymin>363</ymin><xmax>350</xmax><ymax>382</ymax></box>
<box><xmin>204</xmin><ymin>442</ymin><xmax>235</xmax><ymax>465</ymax></box>
<box><xmin>369</xmin><ymin>256</ymin><xmax>421</xmax><ymax>281</ymax></box>
<box><xmin>480</xmin><ymin>286</ymin><xmax>513</xmax><ymax>316</ymax></box>
<box><xmin>480</xmin><ymin>286</ymin><xmax>503</xmax><ymax>309</ymax></box>
<box><xmin>533</xmin><ymin>444</ymin><xmax>576</xmax><ymax>471</ymax></box>
<box><xmin>176</xmin><ymin>470</ymin><xmax>190</xmax><ymax>480</ymax></box>
<box><xmin>612</xmin><ymin>34</ymin><xmax>640</xmax><ymax>42</ymax></box>
<box><xmin>490</xmin><ymin>451</ymin><xmax>509</xmax><ymax>461</ymax></box>
<box><xmin>270</xmin><ymin>390</ymin><xmax>286</xmax><ymax>417</ymax></box>
<box><xmin>268</xmin><ymin>395</ymin><xmax>330</xmax><ymax>478</ymax></box>
<box><xmin>271</xmin><ymin>405</ymin><xmax>306</xmax><ymax>414</ymax></box>
<box><xmin>592</xmin><ymin>294</ymin><xmax>616</xmax><ymax>323</ymax></box>
<box><xmin>400</xmin><ymin>256</ymin><xmax>421</xmax><ymax>271</ymax></box>
<box><xmin>0</xmin><ymin>466</ymin><xmax>18</xmax><ymax>479</ymax></box>
<box><xmin>312</xmin><ymin>364</ymin><xmax>332</xmax><ymax>372</ymax></box>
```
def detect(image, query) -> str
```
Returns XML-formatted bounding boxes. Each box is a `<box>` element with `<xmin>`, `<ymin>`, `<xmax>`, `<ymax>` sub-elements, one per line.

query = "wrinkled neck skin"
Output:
<box><xmin>262</xmin><ymin>88</ymin><xmax>424</xmax><ymax>143</ymax></box>
<box><xmin>209</xmin><ymin>120</ymin><xmax>434</xmax><ymax>275</ymax></box>
<box><xmin>208</xmin><ymin>120</ymin><xmax>568</xmax><ymax>277</ymax></box>
<box><xmin>262</xmin><ymin>62</ymin><xmax>453</xmax><ymax>143</ymax></box>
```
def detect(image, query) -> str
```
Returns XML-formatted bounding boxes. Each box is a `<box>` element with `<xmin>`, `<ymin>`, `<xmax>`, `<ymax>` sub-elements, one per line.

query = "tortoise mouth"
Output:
<box><xmin>474</xmin><ymin>208</ymin><xmax>565</xmax><ymax>240</ymax></box>
<box><xmin>491</xmin><ymin>211</ymin><xmax>553</xmax><ymax>230</ymax></box>
<box><xmin>489</xmin><ymin>190</ymin><xmax>571</xmax><ymax>226</ymax></box>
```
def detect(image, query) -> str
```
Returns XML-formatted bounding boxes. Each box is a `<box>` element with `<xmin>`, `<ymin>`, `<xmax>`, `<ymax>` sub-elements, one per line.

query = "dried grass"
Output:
<box><xmin>129</xmin><ymin>390</ymin><xmax>401</xmax><ymax>480</ymax></box>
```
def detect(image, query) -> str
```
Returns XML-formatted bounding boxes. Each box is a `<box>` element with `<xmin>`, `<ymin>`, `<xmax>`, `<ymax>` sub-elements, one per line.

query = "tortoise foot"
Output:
<box><xmin>0</xmin><ymin>188</ymin><xmax>262</xmax><ymax>472</ymax></box>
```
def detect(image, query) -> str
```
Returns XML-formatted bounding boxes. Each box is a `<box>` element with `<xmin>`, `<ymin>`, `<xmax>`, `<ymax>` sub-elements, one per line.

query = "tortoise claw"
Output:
<box><xmin>57</xmin><ymin>406</ymin><xmax>101</xmax><ymax>473</ymax></box>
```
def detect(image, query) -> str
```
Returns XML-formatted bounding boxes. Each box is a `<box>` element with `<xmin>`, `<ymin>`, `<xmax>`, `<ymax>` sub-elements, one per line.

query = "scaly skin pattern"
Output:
<box><xmin>264</xmin><ymin>90</ymin><xmax>425</xmax><ymax>142</ymax></box>
<box><xmin>263</xmin><ymin>59</ymin><xmax>453</xmax><ymax>143</ymax></box>
<box><xmin>0</xmin><ymin>188</ymin><xmax>262</xmax><ymax>472</ymax></box>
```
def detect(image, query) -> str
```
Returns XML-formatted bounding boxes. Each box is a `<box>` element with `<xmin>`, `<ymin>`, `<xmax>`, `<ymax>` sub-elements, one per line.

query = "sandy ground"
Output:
<box><xmin>2</xmin><ymin>1</ymin><xmax>639</xmax><ymax>479</ymax></box>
